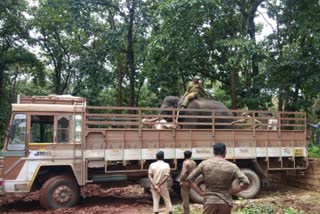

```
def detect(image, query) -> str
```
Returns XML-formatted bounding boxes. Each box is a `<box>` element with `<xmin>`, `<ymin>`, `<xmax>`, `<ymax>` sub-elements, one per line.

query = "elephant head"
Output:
<box><xmin>159</xmin><ymin>96</ymin><xmax>180</xmax><ymax>122</ymax></box>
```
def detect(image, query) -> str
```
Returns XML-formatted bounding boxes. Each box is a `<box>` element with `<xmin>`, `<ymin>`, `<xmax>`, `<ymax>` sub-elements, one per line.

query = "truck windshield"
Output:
<box><xmin>7</xmin><ymin>114</ymin><xmax>27</xmax><ymax>151</ymax></box>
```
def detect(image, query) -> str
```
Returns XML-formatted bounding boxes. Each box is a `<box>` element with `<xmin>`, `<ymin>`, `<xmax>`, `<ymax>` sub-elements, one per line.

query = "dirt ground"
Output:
<box><xmin>1</xmin><ymin>184</ymin><xmax>320</xmax><ymax>214</ymax></box>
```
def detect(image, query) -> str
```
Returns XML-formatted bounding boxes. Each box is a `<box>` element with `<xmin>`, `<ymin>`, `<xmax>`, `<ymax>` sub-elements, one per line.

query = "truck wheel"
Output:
<box><xmin>39</xmin><ymin>175</ymin><xmax>80</xmax><ymax>209</ymax></box>
<box><xmin>189</xmin><ymin>175</ymin><xmax>205</xmax><ymax>204</ymax></box>
<box><xmin>190</xmin><ymin>169</ymin><xmax>261</xmax><ymax>203</ymax></box>
<box><xmin>235</xmin><ymin>169</ymin><xmax>260</xmax><ymax>199</ymax></box>
<box><xmin>144</xmin><ymin>187</ymin><xmax>151</xmax><ymax>194</ymax></box>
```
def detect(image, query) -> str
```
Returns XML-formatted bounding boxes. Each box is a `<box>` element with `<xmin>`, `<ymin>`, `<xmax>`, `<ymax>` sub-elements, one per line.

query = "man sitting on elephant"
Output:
<box><xmin>181</xmin><ymin>76</ymin><xmax>210</xmax><ymax>108</ymax></box>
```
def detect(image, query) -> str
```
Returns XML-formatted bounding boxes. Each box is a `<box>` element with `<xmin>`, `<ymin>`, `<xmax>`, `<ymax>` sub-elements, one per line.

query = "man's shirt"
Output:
<box><xmin>148</xmin><ymin>160</ymin><xmax>170</xmax><ymax>187</ymax></box>
<box><xmin>180</xmin><ymin>159</ymin><xmax>197</xmax><ymax>186</ymax></box>
<box><xmin>186</xmin><ymin>82</ymin><xmax>207</xmax><ymax>97</ymax></box>
<box><xmin>187</xmin><ymin>157</ymin><xmax>249</xmax><ymax>206</ymax></box>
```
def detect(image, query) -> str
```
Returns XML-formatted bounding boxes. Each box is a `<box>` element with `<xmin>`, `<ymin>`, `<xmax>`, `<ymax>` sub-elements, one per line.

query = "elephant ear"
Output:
<box><xmin>162</xmin><ymin>96</ymin><xmax>180</xmax><ymax>108</ymax></box>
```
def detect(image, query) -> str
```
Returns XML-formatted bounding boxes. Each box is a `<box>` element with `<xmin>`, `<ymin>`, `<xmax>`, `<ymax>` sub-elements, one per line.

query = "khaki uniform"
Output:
<box><xmin>180</xmin><ymin>159</ymin><xmax>197</xmax><ymax>214</ymax></box>
<box><xmin>187</xmin><ymin>157</ymin><xmax>249</xmax><ymax>214</ymax></box>
<box><xmin>148</xmin><ymin>160</ymin><xmax>173</xmax><ymax>213</ymax></box>
<box><xmin>232</xmin><ymin>116</ymin><xmax>262</xmax><ymax>129</ymax></box>
<box><xmin>182</xmin><ymin>81</ymin><xmax>208</xmax><ymax>107</ymax></box>
<box><xmin>268</xmin><ymin>118</ymin><xmax>278</xmax><ymax>130</ymax></box>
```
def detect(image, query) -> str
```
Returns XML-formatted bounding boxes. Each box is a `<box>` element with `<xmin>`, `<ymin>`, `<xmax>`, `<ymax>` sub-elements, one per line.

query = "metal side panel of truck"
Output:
<box><xmin>0</xmin><ymin>95</ymin><xmax>308</xmax><ymax>209</ymax></box>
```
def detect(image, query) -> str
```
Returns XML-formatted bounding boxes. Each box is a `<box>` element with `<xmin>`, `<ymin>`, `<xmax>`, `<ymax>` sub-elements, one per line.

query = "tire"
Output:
<box><xmin>139</xmin><ymin>177</ymin><xmax>174</xmax><ymax>189</ymax></box>
<box><xmin>172</xmin><ymin>181</ymin><xmax>181</xmax><ymax>197</ymax></box>
<box><xmin>189</xmin><ymin>175</ymin><xmax>205</xmax><ymax>204</ymax></box>
<box><xmin>39</xmin><ymin>175</ymin><xmax>80</xmax><ymax>209</ymax></box>
<box><xmin>189</xmin><ymin>169</ymin><xmax>261</xmax><ymax>203</ymax></box>
<box><xmin>235</xmin><ymin>169</ymin><xmax>261</xmax><ymax>199</ymax></box>
<box><xmin>144</xmin><ymin>187</ymin><xmax>151</xmax><ymax>194</ymax></box>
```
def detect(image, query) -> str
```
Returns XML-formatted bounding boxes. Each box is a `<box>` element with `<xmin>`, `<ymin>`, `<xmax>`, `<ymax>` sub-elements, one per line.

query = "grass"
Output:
<box><xmin>308</xmin><ymin>144</ymin><xmax>320</xmax><ymax>158</ymax></box>
<box><xmin>173</xmin><ymin>204</ymin><xmax>202</xmax><ymax>214</ymax></box>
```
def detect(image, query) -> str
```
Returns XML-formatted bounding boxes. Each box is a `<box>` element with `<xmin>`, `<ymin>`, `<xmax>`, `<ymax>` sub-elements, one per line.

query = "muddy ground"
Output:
<box><xmin>1</xmin><ymin>184</ymin><xmax>320</xmax><ymax>214</ymax></box>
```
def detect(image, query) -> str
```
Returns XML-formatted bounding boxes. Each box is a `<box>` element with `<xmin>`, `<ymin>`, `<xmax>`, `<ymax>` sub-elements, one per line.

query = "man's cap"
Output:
<box><xmin>193</xmin><ymin>75</ymin><xmax>200</xmax><ymax>80</ymax></box>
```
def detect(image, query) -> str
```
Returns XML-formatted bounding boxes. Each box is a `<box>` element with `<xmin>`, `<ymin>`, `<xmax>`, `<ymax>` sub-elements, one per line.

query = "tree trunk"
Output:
<box><xmin>0</xmin><ymin>61</ymin><xmax>7</xmax><ymax>138</ymax></box>
<box><xmin>55</xmin><ymin>58</ymin><xmax>63</xmax><ymax>95</ymax></box>
<box><xmin>231</xmin><ymin>69</ymin><xmax>237</xmax><ymax>110</ymax></box>
<box><xmin>278</xmin><ymin>93</ymin><xmax>283</xmax><ymax>111</ymax></box>
<box><xmin>292</xmin><ymin>81</ymin><xmax>301</xmax><ymax>111</ymax></box>
<box><xmin>127</xmin><ymin>1</ymin><xmax>136</xmax><ymax>107</ymax></box>
<box><xmin>117</xmin><ymin>62</ymin><xmax>123</xmax><ymax>107</ymax></box>
<box><xmin>0</xmin><ymin>64</ymin><xmax>5</xmax><ymax>108</ymax></box>
<box><xmin>248</xmin><ymin>1</ymin><xmax>264</xmax><ymax>98</ymax></box>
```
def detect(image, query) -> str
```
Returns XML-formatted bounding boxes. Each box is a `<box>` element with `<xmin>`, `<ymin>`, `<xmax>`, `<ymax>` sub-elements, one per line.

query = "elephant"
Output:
<box><xmin>159</xmin><ymin>96</ymin><xmax>233</xmax><ymax>129</ymax></box>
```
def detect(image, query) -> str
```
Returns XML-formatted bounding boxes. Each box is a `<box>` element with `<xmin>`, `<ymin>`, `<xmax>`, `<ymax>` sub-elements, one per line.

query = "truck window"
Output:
<box><xmin>74</xmin><ymin>115</ymin><xmax>82</xmax><ymax>142</ymax></box>
<box><xmin>57</xmin><ymin>116</ymin><xmax>70</xmax><ymax>143</ymax></box>
<box><xmin>7</xmin><ymin>114</ymin><xmax>27</xmax><ymax>151</ymax></box>
<box><xmin>30</xmin><ymin>115</ymin><xmax>54</xmax><ymax>143</ymax></box>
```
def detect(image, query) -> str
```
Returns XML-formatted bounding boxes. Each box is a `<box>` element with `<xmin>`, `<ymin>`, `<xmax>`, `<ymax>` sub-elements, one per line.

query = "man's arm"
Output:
<box><xmin>254</xmin><ymin>119</ymin><xmax>262</xmax><ymax>124</ymax></box>
<box><xmin>229</xmin><ymin>169</ymin><xmax>250</xmax><ymax>195</ymax></box>
<box><xmin>148</xmin><ymin>165</ymin><xmax>160</xmax><ymax>192</ymax></box>
<box><xmin>180</xmin><ymin>161</ymin><xmax>189</xmax><ymax>182</ymax></box>
<box><xmin>183</xmin><ymin>82</ymin><xmax>192</xmax><ymax>97</ymax></box>
<box><xmin>231</xmin><ymin>118</ymin><xmax>246</xmax><ymax>125</ymax></box>
<box><xmin>157</xmin><ymin>175</ymin><xmax>169</xmax><ymax>187</ymax></box>
<box><xmin>190</xmin><ymin>181</ymin><xmax>205</xmax><ymax>196</ymax></box>
<box><xmin>186</xmin><ymin>164</ymin><xmax>204</xmax><ymax>196</ymax></box>
<box><xmin>199</xmin><ymin>83</ymin><xmax>210</xmax><ymax>98</ymax></box>
<box><xmin>157</xmin><ymin>164</ymin><xmax>171</xmax><ymax>188</ymax></box>
<box><xmin>148</xmin><ymin>173</ymin><xmax>160</xmax><ymax>192</ymax></box>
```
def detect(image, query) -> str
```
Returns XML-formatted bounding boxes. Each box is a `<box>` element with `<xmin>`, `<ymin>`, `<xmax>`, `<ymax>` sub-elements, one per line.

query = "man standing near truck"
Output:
<box><xmin>148</xmin><ymin>151</ymin><xmax>173</xmax><ymax>214</ymax></box>
<box><xmin>180</xmin><ymin>150</ymin><xmax>197</xmax><ymax>214</ymax></box>
<box><xmin>187</xmin><ymin>143</ymin><xmax>250</xmax><ymax>214</ymax></box>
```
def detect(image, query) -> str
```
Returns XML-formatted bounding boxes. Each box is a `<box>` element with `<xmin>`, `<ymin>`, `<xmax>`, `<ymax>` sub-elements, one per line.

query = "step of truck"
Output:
<box><xmin>92</xmin><ymin>174</ymin><xmax>128</xmax><ymax>183</ymax></box>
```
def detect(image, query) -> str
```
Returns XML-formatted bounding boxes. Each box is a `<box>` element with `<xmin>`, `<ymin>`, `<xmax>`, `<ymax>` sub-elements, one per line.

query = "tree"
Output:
<box><xmin>81</xmin><ymin>0</ymin><xmax>152</xmax><ymax>107</ymax></box>
<box><xmin>0</xmin><ymin>0</ymin><xmax>38</xmax><ymax>145</ymax></box>
<box><xmin>31</xmin><ymin>0</ymin><xmax>82</xmax><ymax>95</ymax></box>
<box><xmin>266</xmin><ymin>0</ymin><xmax>320</xmax><ymax>112</ymax></box>
<box><xmin>146</xmin><ymin>0</ymin><xmax>270</xmax><ymax>109</ymax></box>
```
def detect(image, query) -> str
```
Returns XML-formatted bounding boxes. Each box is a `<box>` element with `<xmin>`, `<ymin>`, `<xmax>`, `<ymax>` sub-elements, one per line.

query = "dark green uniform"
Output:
<box><xmin>180</xmin><ymin>159</ymin><xmax>197</xmax><ymax>214</ymax></box>
<box><xmin>187</xmin><ymin>157</ymin><xmax>249</xmax><ymax>214</ymax></box>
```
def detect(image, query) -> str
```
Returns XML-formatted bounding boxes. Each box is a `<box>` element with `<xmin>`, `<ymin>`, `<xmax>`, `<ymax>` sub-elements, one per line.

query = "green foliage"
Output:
<box><xmin>145</xmin><ymin>0</ymin><xmax>271</xmax><ymax>109</ymax></box>
<box><xmin>173</xmin><ymin>205</ymin><xmax>202</xmax><ymax>214</ymax></box>
<box><xmin>237</xmin><ymin>204</ymin><xmax>274</xmax><ymax>214</ymax></box>
<box><xmin>308</xmin><ymin>144</ymin><xmax>320</xmax><ymax>158</ymax></box>
<box><xmin>235</xmin><ymin>203</ymin><xmax>303</xmax><ymax>214</ymax></box>
<box><xmin>284</xmin><ymin>207</ymin><xmax>304</xmax><ymax>214</ymax></box>
<box><xmin>266</xmin><ymin>0</ymin><xmax>320</xmax><ymax>112</ymax></box>
<box><xmin>0</xmin><ymin>0</ymin><xmax>45</xmax><ymax>147</ymax></box>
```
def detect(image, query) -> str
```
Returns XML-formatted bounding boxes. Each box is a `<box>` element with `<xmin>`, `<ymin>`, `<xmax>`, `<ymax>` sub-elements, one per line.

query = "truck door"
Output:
<box><xmin>0</xmin><ymin>113</ymin><xmax>28</xmax><ymax>193</ymax></box>
<box><xmin>28</xmin><ymin>113</ymin><xmax>83</xmax><ymax>186</ymax></box>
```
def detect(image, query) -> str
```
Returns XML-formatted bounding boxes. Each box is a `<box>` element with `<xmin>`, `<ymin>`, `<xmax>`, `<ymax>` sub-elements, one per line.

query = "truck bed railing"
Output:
<box><xmin>85</xmin><ymin>106</ymin><xmax>306</xmax><ymax>132</ymax></box>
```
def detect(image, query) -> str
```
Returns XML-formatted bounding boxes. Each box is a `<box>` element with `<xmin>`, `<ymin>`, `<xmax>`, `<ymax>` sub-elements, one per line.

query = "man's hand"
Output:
<box><xmin>190</xmin><ymin>181</ymin><xmax>205</xmax><ymax>197</ymax></box>
<box><xmin>154</xmin><ymin>185</ymin><xmax>160</xmax><ymax>192</ymax></box>
<box><xmin>229</xmin><ymin>183</ymin><xmax>246</xmax><ymax>195</ymax></box>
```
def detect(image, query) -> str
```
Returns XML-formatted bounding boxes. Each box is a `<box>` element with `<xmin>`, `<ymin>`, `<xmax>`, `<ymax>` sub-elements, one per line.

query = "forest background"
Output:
<box><xmin>1</xmin><ymin>0</ymin><xmax>320</xmax><ymax>147</ymax></box>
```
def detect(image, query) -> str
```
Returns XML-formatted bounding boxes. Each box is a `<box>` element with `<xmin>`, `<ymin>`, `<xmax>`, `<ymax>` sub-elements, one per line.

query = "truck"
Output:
<box><xmin>0</xmin><ymin>95</ymin><xmax>308</xmax><ymax>209</ymax></box>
